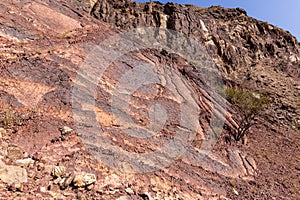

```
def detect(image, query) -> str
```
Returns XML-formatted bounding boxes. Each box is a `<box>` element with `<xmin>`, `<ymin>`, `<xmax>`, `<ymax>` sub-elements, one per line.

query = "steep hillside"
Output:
<box><xmin>0</xmin><ymin>0</ymin><xmax>299</xmax><ymax>199</ymax></box>
<box><xmin>91</xmin><ymin>0</ymin><xmax>300</xmax><ymax>129</ymax></box>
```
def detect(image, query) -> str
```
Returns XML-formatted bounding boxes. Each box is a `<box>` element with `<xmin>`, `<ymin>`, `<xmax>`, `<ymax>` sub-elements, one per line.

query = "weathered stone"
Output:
<box><xmin>51</xmin><ymin>166</ymin><xmax>66</xmax><ymax>178</ymax></box>
<box><xmin>72</xmin><ymin>172</ymin><xmax>96</xmax><ymax>187</ymax></box>
<box><xmin>15</xmin><ymin>158</ymin><xmax>35</xmax><ymax>167</ymax></box>
<box><xmin>40</xmin><ymin>186</ymin><xmax>47</xmax><ymax>193</ymax></box>
<box><xmin>233</xmin><ymin>188</ymin><xmax>239</xmax><ymax>196</ymax></box>
<box><xmin>53</xmin><ymin>177</ymin><xmax>62</xmax><ymax>185</ymax></box>
<box><xmin>125</xmin><ymin>187</ymin><xmax>134</xmax><ymax>195</ymax></box>
<box><xmin>0</xmin><ymin>160</ymin><xmax>27</xmax><ymax>184</ymax></box>
<box><xmin>25</xmin><ymin>2</ymin><xmax>82</xmax><ymax>34</ymax></box>
<box><xmin>0</xmin><ymin>128</ymin><xmax>7</xmax><ymax>138</ymax></box>
<box><xmin>60</xmin><ymin>126</ymin><xmax>73</xmax><ymax>135</ymax></box>
<box><xmin>90</xmin><ymin>0</ymin><xmax>300</xmax><ymax>129</ymax></box>
<box><xmin>7</xmin><ymin>146</ymin><xmax>24</xmax><ymax>161</ymax></box>
<box><xmin>61</xmin><ymin>173</ymin><xmax>75</xmax><ymax>189</ymax></box>
<box><xmin>101</xmin><ymin>174</ymin><xmax>122</xmax><ymax>189</ymax></box>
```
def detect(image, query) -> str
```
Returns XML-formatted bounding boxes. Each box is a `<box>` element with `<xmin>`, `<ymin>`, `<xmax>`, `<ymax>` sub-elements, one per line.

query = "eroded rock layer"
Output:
<box><xmin>91</xmin><ymin>0</ymin><xmax>300</xmax><ymax>129</ymax></box>
<box><xmin>0</xmin><ymin>0</ymin><xmax>298</xmax><ymax>199</ymax></box>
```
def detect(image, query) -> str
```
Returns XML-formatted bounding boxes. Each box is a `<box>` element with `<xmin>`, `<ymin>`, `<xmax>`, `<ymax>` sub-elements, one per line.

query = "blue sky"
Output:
<box><xmin>136</xmin><ymin>0</ymin><xmax>300</xmax><ymax>41</ymax></box>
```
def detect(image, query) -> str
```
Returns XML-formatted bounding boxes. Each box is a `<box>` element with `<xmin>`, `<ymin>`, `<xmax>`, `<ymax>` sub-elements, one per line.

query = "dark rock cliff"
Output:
<box><xmin>91</xmin><ymin>0</ymin><xmax>299</xmax><ymax>69</ymax></box>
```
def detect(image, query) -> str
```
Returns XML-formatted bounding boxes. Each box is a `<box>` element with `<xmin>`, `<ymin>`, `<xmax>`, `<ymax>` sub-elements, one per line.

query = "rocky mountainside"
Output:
<box><xmin>0</xmin><ymin>0</ymin><xmax>299</xmax><ymax>199</ymax></box>
<box><xmin>91</xmin><ymin>0</ymin><xmax>300</xmax><ymax>129</ymax></box>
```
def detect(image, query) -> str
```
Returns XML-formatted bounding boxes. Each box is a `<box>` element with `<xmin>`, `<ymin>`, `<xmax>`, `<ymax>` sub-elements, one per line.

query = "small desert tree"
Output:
<box><xmin>226</xmin><ymin>87</ymin><xmax>270</xmax><ymax>141</ymax></box>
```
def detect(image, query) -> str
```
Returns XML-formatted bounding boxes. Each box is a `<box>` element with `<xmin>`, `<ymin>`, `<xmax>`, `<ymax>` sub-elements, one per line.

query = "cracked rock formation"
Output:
<box><xmin>91</xmin><ymin>0</ymin><xmax>300</xmax><ymax>129</ymax></box>
<box><xmin>0</xmin><ymin>0</ymin><xmax>299</xmax><ymax>199</ymax></box>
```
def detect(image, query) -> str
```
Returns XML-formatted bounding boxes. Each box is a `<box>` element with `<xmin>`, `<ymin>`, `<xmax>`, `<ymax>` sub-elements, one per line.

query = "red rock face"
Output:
<box><xmin>0</xmin><ymin>0</ymin><xmax>299</xmax><ymax>199</ymax></box>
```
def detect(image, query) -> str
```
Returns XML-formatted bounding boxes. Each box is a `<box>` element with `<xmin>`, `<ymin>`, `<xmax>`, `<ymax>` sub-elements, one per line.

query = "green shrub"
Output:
<box><xmin>226</xmin><ymin>87</ymin><xmax>270</xmax><ymax>141</ymax></box>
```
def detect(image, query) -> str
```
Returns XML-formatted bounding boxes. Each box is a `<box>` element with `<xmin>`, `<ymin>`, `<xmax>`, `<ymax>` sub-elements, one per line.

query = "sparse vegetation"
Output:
<box><xmin>0</xmin><ymin>109</ymin><xmax>25</xmax><ymax>128</ymax></box>
<box><xmin>1</xmin><ymin>109</ymin><xmax>15</xmax><ymax>126</ymax></box>
<box><xmin>226</xmin><ymin>87</ymin><xmax>270</xmax><ymax>142</ymax></box>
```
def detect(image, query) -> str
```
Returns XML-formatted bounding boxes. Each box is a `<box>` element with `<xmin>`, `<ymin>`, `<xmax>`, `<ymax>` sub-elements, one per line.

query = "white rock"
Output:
<box><xmin>107</xmin><ymin>189</ymin><xmax>119</xmax><ymax>195</ymax></box>
<box><xmin>102</xmin><ymin>174</ymin><xmax>122</xmax><ymax>188</ymax></box>
<box><xmin>23</xmin><ymin>152</ymin><xmax>29</xmax><ymax>158</ymax></box>
<box><xmin>40</xmin><ymin>187</ymin><xmax>47</xmax><ymax>193</ymax></box>
<box><xmin>15</xmin><ymin>158</ymin><xmax>35</xmax><ymax>167</ymax></box>
<box><xmin>233</xmin><ymin>188</ymin><xmax>239</xmax><ymax>195</ymax></box>
<box><xmin>61</xmin><ymin>126</ymin><xmax>73</xmax><ymax>135</ymax></box>
<box><xmin>72</xmin><ymin>172</ymin><xmax>96</xmax><ymax>187</ymax></box>
<box><xmin>159</xmin><ymin>14</ymin><xmax>168</xmax><ymax>28</ymax></box>
<box><xmin>200</xmin><ymin>19</ymin><xmax>209</xmax><ymax>32</ymax></box>
<box><xmin>53</xmin><ymin>177</ymin><xmax>62</xmax><ymax>185</ymax></box>
<box><xmin>289</xmin><ymin>55</ymin><xmax>298</xmax><ymax>62</ymax></box>
<box><xmin>125</xmin><ymin>187</ymin><xmax>134</xmax><ymax>195</ymax></box>
<box><xmin>0</xmin><ymin>128</ymin><xmax>7</xmax><ymax>138</ymax></box>
<box><xmin>48</xmin><ymin>191</ymin><xmax>57</xmax><ymax>198</ymax></box>
<box><xmin>252</xmin><ymin>92</ymin><xmax>261</xmax><ymax>99</ymax></box>
<box><xmin>0</xmin><ymin>160</ymin><xmax>27</xmax><ymax>184</ymax></box>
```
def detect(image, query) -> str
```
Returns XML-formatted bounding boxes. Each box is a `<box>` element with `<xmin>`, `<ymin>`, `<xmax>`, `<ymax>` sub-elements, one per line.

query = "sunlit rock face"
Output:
<box><xmin>0</xmin><ymin>0</ymin><xmax>298</xmax><ymax>199</ymax></box>
<box><xmin>91</xmin><ymin>0</ymin><xmax>299</xmax><ymax>130</ymax></box>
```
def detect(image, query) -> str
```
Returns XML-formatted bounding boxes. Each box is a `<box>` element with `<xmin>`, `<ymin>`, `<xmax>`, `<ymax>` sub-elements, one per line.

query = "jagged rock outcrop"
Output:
<box><xmin>0</xmin><ymin>0</ymin><xmax>299</xmax><ymax>199</ymax></box>
<box><xmin>91</xmin><ymin>0</ymin><xmax>300</xmax><ymax>129</ymax></box>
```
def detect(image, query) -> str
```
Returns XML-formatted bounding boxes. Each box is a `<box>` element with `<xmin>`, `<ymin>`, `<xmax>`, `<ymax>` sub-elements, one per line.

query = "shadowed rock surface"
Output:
<box><xmin>0</xmin><ymin>0</ymin><xmax>299</xmax><ymax>199</ymax></box>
